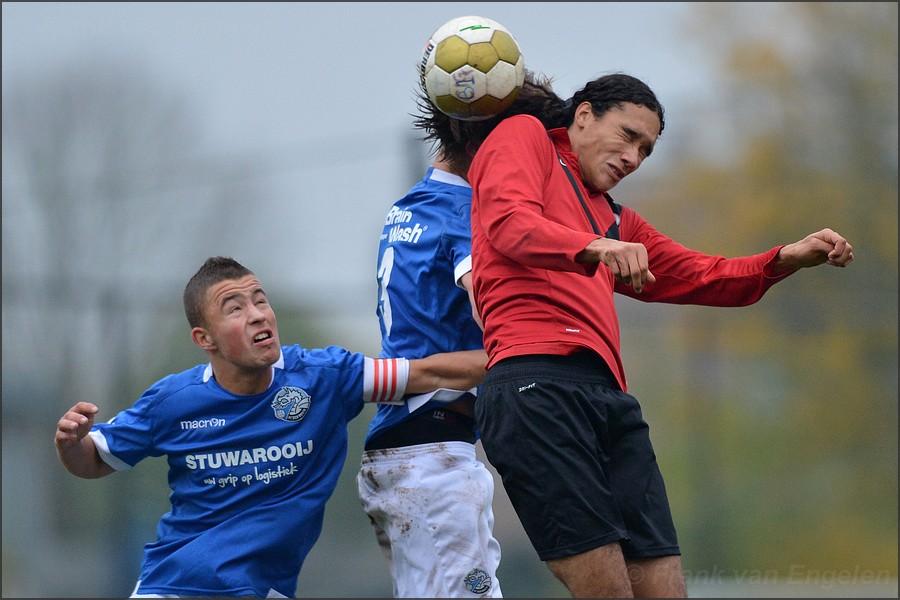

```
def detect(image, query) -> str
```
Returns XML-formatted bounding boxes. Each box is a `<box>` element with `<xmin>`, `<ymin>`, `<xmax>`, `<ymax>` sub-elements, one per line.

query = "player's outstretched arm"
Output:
<box><xmin>55</xmin><ymin>402</ymin><xmax>115</xmax><ymax>479</ymax></box>
<box><xmin>772</xmin><ymin>228</ymin><xmax>854</xmax><ymax>275</ymax></box>
<box><xmin>407</xmin><ymin>349</ymin><xmax>488</xmax><ymax>394</ymax></box>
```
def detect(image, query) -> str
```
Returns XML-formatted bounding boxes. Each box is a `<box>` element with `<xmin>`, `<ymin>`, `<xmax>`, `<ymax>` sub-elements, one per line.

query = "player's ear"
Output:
<box><xmin>191</xmin><ymin>326</ymin><xmax>217</xmax><ymax>352</ymax></box>
<box><xmin>574</xmin><ymin>101</ymin><xmax>595</xmax><ymax>127</ymax></box>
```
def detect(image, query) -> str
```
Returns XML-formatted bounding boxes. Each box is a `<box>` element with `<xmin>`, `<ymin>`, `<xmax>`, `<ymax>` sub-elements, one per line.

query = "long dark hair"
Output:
<box><xmin>411</xmin><ymin>71</ymin><xmax>665</xmax><ymax>173</ymax></box>
<box><xmin>412</xmin><ymin>70</ymin><xmax>567</xmax><ymax>173</ymax></box>
<box><xmin>569</xmin><ymin>73</ymin><xmax>665</xmax><ymax>135</ymax></box>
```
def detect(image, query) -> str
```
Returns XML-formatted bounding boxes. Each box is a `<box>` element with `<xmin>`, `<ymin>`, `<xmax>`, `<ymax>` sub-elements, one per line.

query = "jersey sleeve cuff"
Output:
<box><xmin>363</xmin><ymin>357</ymin><xmax>409</xmax><ymax>404</ymax></box>
<box><xmin>88</xmin><ymin>430</ymin><xmax>132</xmax><ymax>471</ymax></box>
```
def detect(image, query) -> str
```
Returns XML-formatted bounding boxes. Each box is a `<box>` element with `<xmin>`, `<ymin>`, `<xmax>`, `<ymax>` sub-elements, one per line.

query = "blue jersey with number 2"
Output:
<box><xmin>365</xmin><ymin>167</ymin><xmax>484</xmax><ymax>444</ymax></box>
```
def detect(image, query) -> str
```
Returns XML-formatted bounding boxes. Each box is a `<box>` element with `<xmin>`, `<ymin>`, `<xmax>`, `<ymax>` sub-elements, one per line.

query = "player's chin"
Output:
<box><xmin>601</xmin><ymin>174</ymin><xmax>619</xmax><ymax>193</ymax></box>
<box><xmin>253</xmin><ymin>344</ymin><xmax>280</xmax><ymax>364</ymax></box>
<box><xmin>588</xmin><ymin>172</ymin><xmax>616</xmax><ymax>194</ymax></box>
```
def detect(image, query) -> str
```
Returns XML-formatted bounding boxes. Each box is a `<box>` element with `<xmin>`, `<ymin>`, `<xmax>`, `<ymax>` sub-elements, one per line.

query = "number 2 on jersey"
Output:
<box><xmin>377</xmin><ymin>246</ymin><xmax>394</xmax><ymax>336</ymax></box>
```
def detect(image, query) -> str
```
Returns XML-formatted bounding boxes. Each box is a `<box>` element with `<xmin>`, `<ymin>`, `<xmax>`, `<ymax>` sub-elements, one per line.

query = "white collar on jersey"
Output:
<box><xmin>202</xmin><ymin>349</ymin><xmax>285</xmax><ymax>384</ymax></box>
<box><xmin>429</xmin><ymin>167</ymin><xmax>470</xmax><ymax>188</ymax></box>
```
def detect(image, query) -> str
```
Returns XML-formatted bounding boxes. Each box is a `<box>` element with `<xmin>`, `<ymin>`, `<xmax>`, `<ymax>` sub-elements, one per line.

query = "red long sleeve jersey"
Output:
<box><xmin>469</xmin><ymin>115</ymin><xmax>791</xmax><ymax>391</ymax></box>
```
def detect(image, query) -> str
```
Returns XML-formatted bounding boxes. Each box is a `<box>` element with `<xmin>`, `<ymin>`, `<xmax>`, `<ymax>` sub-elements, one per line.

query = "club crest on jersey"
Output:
<box><xmin>463</xmin><ymin>568</ymin><xmax>492</xmax><ymax>595</ymax></box>
<box><xmin>271</xmin><ymin>387</ymin><xmax>311</xmax><ymax>422</ymax></box>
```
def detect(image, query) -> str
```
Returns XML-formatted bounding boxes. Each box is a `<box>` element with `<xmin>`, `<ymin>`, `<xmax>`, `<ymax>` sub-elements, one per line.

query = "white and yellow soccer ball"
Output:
<box><xmin>419</xmin><ymin>15</ymin><xmax>525</xmax><ymax>121</ymax></box>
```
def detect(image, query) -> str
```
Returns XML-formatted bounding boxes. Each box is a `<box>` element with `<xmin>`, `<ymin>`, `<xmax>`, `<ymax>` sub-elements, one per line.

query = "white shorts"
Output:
<box><xmin>357</xmin><ymin>441</ymin><xmax>503</xmax><ymax>598</ymax></box>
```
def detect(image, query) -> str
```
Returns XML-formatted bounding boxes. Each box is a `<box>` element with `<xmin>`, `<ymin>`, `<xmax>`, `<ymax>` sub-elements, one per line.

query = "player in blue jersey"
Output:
<box><xmin>54</xmin><ymin>256</ymin><xmax>487</xmax><ymax>598</ymax></box>
<box><xmin>356</xmin><ymin>75</ymin><xmax>560</xmax><ymax>598</ymax></box>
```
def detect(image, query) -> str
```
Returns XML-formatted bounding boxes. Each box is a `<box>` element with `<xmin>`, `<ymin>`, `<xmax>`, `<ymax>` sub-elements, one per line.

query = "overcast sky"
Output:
<box><xmin>2</xmin><ymin>2</ymin><xmax>706</xmax><ymax>149</ymax></box>
<box><xmin>3</xmin><ymin>2</ymin><xmax>715</xmax><ymax>351</ymax></box>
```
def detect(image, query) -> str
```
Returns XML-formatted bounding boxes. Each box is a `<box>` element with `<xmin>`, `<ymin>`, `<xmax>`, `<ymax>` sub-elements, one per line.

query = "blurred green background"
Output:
<box><xmin>3</xmin><ymin>3</ymin><xmax>896</xmax><ymax>597</ymax></box>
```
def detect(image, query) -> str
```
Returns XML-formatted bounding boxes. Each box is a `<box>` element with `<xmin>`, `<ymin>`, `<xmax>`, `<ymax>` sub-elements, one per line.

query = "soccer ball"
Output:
<box><xmin>419</xmin><ymin>15</ymin><xmax>525</xmax><ymax>121</ymax></box>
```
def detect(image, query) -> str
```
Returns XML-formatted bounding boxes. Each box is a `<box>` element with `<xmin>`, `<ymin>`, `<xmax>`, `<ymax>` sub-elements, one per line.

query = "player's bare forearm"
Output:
<box><xmin>55</xmin><ymin>402</ymin><xmax>115</xmax><ymax>479</ymax></box>
<box><xmin>407</xmin><ymin>349</ymin><xmax>488</xmax><ymax>393</ymax></box>
<box><xmin>772</xmin><ymin>228</ymin><xmax>854</xmax><ymax>275</ymax></box>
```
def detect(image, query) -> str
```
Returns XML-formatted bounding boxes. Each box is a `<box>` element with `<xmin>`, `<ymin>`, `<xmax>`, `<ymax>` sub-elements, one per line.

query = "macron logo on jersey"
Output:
<box><xmin>180</xmin><ymin>418</ymin><xmax>227</xmax><ymax>430</ymax></box>
<box><xmin>384</xmin><ymin>206</ymin><xmax>426</xmax><ymax>244</ymax></box>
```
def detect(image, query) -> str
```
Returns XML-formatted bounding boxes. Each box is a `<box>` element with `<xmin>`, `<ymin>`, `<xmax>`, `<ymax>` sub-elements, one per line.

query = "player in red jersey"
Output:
<box><xmin>469</xmin><ymin>73</ymin><xmax>853</xmax><ymax>598</ymax></box>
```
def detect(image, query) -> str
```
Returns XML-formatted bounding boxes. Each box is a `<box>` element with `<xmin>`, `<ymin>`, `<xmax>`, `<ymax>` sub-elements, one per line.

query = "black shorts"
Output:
<box><xmin>475</xmin><ymin>352</ymin><xmax>680</xmax><ymax>561</ymax></box>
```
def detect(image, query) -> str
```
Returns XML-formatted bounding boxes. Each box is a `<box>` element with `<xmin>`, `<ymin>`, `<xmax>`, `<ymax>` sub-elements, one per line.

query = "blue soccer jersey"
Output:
<box><xmin>365</xmin><ymin>167</ymin><xmax>484</xmax><ymax>444</ymax></box>
<box><xmin>89</xmin><ymin>345</ymin><xmax>395</xmax><ymax>598</ymax></box>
